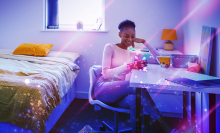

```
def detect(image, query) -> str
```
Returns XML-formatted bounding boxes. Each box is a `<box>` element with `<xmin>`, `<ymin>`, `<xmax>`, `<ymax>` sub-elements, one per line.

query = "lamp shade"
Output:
<box><xmin>161</xmin><ymin>29</ymin><xmax>177</xmax><ymax>40</ymax></box>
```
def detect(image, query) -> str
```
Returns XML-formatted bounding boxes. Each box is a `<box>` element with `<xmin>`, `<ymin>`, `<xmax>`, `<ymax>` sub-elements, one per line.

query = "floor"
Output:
<box><xmin>50</xmin><ymin>98</ymin><xmax>187</xmax><ymax>133</ymax></box>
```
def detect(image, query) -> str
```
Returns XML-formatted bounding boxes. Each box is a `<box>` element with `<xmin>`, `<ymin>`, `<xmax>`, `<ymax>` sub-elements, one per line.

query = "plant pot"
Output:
<box><xmin>77</xmin><ymin>23</ymin><xmax>83</xmax><ymax>30</ymax></box>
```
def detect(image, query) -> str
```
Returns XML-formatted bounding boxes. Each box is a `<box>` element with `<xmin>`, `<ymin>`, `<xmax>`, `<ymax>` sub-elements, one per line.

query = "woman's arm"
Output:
<box><xmin>102</xmin><ymin>44</ymin><xmax>129</xmax><ymax>79</ymax></box>
<box><xmin>134</xmin><ymin>38</ymin><xmax>160</xmax><ymax>63</ymax></box>
<box><xmin>143</xmin><ymin>41</ymin><xmax>160</xmax><ymax>60</ymax></box>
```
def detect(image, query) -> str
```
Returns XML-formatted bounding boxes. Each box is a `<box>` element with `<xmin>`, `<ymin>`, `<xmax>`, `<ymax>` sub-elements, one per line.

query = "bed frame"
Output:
<box><xmin>0</xmin><ymin>81</ymin><xmax>76</xmax><ymax>133</ymax></box>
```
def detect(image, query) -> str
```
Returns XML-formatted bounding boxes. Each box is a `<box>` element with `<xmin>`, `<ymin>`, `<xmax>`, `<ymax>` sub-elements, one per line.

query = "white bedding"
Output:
<box><xmin>0</xmin><ymin>50</ymin><xmax>80</xmax><ymax>98</ymax></box>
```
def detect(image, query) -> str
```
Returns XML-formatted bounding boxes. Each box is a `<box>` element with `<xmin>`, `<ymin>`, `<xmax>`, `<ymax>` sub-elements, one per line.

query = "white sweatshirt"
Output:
<box><xmin>102</xmin><ymin>42</ymin><xmax>160</xmax><ymax>80</ymax></box>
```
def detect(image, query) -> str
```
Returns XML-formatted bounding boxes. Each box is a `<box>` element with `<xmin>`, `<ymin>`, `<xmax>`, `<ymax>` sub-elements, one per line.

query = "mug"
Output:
<box><xmin>156</xmin><ymin>56</ymin><xmax>171</xmax><ymax>68</ymax></box>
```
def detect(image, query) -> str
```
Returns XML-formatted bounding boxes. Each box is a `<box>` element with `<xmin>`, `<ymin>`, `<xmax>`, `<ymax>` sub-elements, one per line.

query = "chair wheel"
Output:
<box><xmin>100</xmin><ymin>126</ymin><xmax>105</xmax><ymax>131</ymax></box>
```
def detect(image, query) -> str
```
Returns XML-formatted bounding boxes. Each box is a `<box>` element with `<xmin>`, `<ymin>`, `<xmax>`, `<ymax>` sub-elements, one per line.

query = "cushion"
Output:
<box><xmin>13</xmin><ymin>43</ymin><xmax>53</xmax><ymax>56</ymax></box>
<box><xmin>0</xmin><ymin>49</ymin><xmax>14</xmax><ymax>54</ymax></box>
<box><xmin>187</xmin><ymin>63</ymin><xmax>201</xmax><ymax>73</ymax></box>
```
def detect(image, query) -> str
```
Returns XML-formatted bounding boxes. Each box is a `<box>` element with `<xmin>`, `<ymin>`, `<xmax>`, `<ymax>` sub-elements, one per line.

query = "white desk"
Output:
<box><xmin>130</xmin><ymin>64</ymin><xmax>220</xmax><ymax>133</ymax></box>
<box><xmin>130</xmin><ymin>64</ymin><xmax>220</xmax><ymax>94</ymax></box>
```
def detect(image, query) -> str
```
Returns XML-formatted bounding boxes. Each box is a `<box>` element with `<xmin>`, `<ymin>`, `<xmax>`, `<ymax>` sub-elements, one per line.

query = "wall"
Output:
<box><xmin>0</xmin><ymin>0</ymin><xmax>184</xmax><ymax>98</ymax></box>
<box><xmin>182</xmin><ymin>0</ymin><xmax>220</xmax><ymax>132</ymax></box>
<box><xmin>182</xmin><ymin>0</ymin><xmax>220</xmax><ymax>77</ymax></box>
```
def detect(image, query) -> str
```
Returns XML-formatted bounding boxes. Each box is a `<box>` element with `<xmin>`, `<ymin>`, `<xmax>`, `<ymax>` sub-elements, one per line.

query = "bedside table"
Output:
<box><xmin>137</xmin><ymin>49</ymin><xmax>182</xmax><ymax>56</ymax></box>
<box><xmin>157</xmin><ymin>49</ymin><xmax>183</xmax><ymax>56</ymax></box>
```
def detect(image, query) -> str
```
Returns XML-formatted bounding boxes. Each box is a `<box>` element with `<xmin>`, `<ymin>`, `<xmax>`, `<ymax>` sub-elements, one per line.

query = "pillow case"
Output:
<box><xmin>47</xmin><ymin>51</ymin><xmax>81</xmax><ymax>62</ymax></box>
<box><xmin>13</xmin><ymin>43</ymin><xmax>53</xmax><ymax>56</ymax></box>
<box><xmin>0</xmin><ymin>49</ymin><xmax>80</xmax><ymax>63</ymax></box>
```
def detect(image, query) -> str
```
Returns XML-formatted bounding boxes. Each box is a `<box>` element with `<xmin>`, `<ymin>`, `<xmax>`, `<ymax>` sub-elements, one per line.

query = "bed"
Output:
<box><xmin>0</xmin><ymin>49</ymin><xmax>80</xmax><ymax>133</ymax></box>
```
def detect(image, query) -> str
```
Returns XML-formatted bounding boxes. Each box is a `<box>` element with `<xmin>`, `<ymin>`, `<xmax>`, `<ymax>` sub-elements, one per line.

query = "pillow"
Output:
<box><xmin>47</xmin><ymin>51</ymin><xmax>81</xmax><ymax>62</ymax></box>
<box><xmin>0</xmin><ymin>49</ymin><xmax>14</xmax><ymax>54</ymax></box>
<box><xmin>13</xmin><ymin>43</ymin><xmax>53</xmax><ymax>56</ymax></box>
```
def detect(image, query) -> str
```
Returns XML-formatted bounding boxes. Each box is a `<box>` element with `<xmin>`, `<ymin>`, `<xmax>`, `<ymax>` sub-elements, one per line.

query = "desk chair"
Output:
<box><xmin>88</xmin><ymin>65</ymin><xmax>144</xmax><ymax>133</ymax></box>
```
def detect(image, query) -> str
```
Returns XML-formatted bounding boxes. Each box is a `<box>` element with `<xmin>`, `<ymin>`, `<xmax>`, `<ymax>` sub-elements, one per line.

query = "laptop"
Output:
<box><xmin>166</xmin><ymin>78</ymin><xmax>220</xmax><ymax>88</ymax></box>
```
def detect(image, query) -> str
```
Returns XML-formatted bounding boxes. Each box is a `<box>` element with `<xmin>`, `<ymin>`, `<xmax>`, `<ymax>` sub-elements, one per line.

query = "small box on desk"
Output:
<box><xmin>171</xmin><ymin>54</ymin><xmax>198</xmax><ymax>68</ymax></box>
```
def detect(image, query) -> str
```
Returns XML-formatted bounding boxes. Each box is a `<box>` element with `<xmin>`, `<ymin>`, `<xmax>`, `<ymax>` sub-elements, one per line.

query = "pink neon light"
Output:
<box><xmin>174</xmin><ymin>0</ymin><xmax>206</xmax><ymax>31</ymax></box>
<box><xmin>105</xmin><ymin>0</ymin><xmax>114</xmax><ymax>10</ymax></box>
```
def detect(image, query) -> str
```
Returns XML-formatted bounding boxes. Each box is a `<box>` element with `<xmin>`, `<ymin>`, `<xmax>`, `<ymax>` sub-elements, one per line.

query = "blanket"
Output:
<box><xmin>0</xmin><ymin>54</ymin><xmax>80</xmax><ymax>133</ymax></box>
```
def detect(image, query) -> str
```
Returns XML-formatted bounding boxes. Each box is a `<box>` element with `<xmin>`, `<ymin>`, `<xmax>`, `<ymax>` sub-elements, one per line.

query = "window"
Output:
<box><xmin>46</xmin><ymin>0</ymin><xmax>105</xmax><ymax>31</ymax></box>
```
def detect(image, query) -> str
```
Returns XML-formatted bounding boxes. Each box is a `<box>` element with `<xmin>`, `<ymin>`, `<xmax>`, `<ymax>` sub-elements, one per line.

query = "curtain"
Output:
<box><xmin>47</xmin><ymin>0</ymin><xmax>59</xmax><ymax>29</ymax></box>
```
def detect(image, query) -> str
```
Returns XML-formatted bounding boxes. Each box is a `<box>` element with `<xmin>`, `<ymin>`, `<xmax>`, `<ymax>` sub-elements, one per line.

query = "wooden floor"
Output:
<box><xmin>50</xmin><ymin>98</ymin><xmax>186</xmax><ymax>133</ymax></box>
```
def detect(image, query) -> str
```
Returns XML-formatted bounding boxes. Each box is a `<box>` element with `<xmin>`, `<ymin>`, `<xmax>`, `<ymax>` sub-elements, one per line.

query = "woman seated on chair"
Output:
<box><xmin>94</xmin><ymin>20</ymin><xmax>180</xmax><ymax>133</ymax></box>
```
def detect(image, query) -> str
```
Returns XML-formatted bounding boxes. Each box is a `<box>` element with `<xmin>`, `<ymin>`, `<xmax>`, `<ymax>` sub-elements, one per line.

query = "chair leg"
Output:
<box><xmin>114</xmin><ymin>111</ymin><xmax>118</xmax><ymax>133</ymax></box>
<box><xmin>119</xmin><ymin>129</ymin><xmax>132</xmax><ymax>133</ymax></box>
<box><xmin>130</xmin><ymin>108</ymin><xmax>136</xmax><ymax>133</ymax></box>
<box><xmin>95</xmin><ymin>105</ymin><xmax>102</xmax><ymax>110</ymax></box>
<box><xmin>102</xmin><ymin>121</ymin><xmax>114</xmax><ymax>131</ymax></box>
<box><xmin>141</xmin><ymin>107</ymin><xmax>144</xmax><ymax>132</ymax></box>
<box><xmin>97</xmin><ymin>110</ymin><xmax>133</xmax><ymax>133</ymax></box>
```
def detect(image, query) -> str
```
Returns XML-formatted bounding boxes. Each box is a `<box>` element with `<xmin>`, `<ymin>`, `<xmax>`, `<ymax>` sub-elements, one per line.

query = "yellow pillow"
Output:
<box><xmin>13</xmin><ymin>43</ymin><xmax>53</xmax><ymax>56</ymax></box>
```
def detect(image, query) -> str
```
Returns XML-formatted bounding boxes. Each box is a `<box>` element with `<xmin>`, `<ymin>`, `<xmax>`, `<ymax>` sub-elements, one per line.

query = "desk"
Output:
<box><xmin>129</xmin><ymin>64</ymin><xmax>220</xmax><ymax>133</ymax></box>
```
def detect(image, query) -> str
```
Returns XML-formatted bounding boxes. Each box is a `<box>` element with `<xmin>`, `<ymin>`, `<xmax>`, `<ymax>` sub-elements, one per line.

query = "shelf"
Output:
<box><xmin>41</xmin><ymin>29</ymin><xmax>109</xmax><ymax>32</ymax></box>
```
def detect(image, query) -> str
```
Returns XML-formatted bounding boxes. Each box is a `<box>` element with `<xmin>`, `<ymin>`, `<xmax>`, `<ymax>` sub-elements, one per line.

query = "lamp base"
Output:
<box><xmin>164</xmin><ymin>40</ymin><xmax>174</xmax><ymax>50</ymax></box>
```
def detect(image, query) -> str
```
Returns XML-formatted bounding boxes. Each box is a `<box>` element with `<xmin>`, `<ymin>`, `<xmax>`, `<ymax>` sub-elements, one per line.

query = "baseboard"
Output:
<box><xmin>76</xmin><ymin>91</ymin><xmax>88</xmax><ymax>99</ymax></box>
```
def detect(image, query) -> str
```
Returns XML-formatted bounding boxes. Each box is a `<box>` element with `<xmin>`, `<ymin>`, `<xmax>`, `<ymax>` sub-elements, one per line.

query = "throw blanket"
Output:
<box><xmin>0</xmin><ymin>54</ymin><xmax>80</xmax><ymax>133</ymax></box>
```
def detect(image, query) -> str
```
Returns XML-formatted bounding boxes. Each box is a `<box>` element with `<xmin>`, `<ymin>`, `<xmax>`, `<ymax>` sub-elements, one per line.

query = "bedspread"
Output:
<box><xmin>0</xmin><ymin>54</ymin><xmax>80</xmax><ymax>133</ymax></box>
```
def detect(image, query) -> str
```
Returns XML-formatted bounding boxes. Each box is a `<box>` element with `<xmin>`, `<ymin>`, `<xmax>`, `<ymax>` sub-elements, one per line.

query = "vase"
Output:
<box><xmin>77</xmin><ymin>23</ymin><xmax>83</xmax><ymax>30</ymax></box>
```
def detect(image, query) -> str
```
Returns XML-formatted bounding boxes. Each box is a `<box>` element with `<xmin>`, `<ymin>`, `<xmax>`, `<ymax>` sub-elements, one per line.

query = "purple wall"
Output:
<box><xmin>0</xmin><ymin>0</ymin><xmax>184</xmax><ymax>98</ymax></box>
<box><xmin>182</xmin><ymin>0</ymin><xmax>220</xmax><ymax>78</ymax></box>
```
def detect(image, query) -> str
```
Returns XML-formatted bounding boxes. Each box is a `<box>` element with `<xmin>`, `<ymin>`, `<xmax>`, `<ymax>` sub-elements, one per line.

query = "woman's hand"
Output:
<box><xmin>134</xmin><ymin>38</ymin><xmax>146</xmax><ymax>44</ymax></box>
<box><xmin>127</xmin><ymin>60</ymin><xmax>148</xmax><ymax>70</ymax></box>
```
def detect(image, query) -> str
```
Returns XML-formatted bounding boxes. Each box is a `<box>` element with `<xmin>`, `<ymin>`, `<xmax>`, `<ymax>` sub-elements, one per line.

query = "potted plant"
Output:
<box><xmin>77</xmin><ymin>21</ymin><xmax>83</xmax><ymax>30</ymax></box>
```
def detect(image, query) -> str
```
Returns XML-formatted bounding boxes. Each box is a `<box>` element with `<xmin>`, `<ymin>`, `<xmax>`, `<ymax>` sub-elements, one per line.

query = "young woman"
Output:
<box><xmin>94</xmin><ymin>20</ymin><xmax>181</xmax><ymax>133</ymax></box>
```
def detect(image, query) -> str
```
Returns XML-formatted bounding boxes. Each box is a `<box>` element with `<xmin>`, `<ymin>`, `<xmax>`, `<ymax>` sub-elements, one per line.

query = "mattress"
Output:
<box><xmin>0</xmin><ymin>49</ymin><xmax>80</xmax><ymax>98</ymax></box>
<box><xmin>0</xmin><ymin>50</ymin><xmax>80</xmax><ymax>133</ymax></box>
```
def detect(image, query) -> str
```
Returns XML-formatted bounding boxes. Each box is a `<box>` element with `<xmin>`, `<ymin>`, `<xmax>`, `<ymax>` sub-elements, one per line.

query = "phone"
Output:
<box><xmin>142</xmin><ymin>54</ymin><xmax>150</xmax><ymax>61</ymax></box>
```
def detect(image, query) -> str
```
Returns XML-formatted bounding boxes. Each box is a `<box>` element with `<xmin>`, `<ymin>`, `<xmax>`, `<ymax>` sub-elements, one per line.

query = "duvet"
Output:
<box><xmin>0</xmin><ymin>53</ymin><xmax>80</xmax><ymax>133</ymax></box>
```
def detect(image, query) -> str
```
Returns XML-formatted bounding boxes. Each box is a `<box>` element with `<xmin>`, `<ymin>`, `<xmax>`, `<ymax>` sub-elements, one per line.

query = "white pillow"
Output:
<box><xmin>0</xmin><ymin>49</ymin><xmax>81</xmax><ymax>62</ymax></box>
<box><xmin>0</xmin><ymin>49</ymin><xmax>14</xmax><ymax>54</ymax></box>
<box><xmin>47</xmin><ymin>51</ymin><xmax>81</xmax><ymax>62</ymax></box>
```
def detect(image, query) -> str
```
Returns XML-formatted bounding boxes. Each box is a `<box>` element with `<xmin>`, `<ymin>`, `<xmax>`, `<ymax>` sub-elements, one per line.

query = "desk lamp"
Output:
<box><xmin>161</xmin><ymin>29</ymin><xmax>177</xmax><ymax>50</ymax></box>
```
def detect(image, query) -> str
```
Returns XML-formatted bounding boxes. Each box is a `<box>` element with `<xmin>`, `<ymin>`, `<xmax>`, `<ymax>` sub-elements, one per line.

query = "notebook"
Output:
<box><xmin>166</xmin><ymin>78</ymin><xmax>220</xmax><ymax>88</ymax></box>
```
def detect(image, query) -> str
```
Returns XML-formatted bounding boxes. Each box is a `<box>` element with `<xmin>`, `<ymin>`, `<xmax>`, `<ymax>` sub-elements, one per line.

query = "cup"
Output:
<box><xmin>156</xmin><ymin>56</ymin><xmax>171</xmax><ymax>68</ymax></box>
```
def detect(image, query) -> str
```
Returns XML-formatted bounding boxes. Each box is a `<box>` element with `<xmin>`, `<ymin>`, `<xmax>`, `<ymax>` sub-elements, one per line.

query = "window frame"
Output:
<box><xmin>43</xmin><ymin>0</ymin><xmax>107</xmax><ymax>32</ymax></box>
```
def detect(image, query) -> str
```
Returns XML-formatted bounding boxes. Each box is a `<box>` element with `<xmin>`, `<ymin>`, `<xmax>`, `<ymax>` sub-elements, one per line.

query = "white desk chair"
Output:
<box><xmin>88</xmin><ymin>65</ymin><xmax>144</xmax><ymax>133</ymax></box>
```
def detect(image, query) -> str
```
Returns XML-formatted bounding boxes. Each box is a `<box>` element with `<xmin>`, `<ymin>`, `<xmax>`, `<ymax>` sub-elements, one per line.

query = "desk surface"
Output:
<box><xmin>130</xmin><ymin>64</ymin><xmax>220</xmax><ymax>94</ymax></box>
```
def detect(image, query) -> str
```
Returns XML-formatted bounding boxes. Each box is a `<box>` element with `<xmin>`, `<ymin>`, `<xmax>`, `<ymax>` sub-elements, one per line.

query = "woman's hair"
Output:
<box><xmin>118</xmin><ymin>20</ymin><xmax>135</xmax><ymax>33</ymax></box>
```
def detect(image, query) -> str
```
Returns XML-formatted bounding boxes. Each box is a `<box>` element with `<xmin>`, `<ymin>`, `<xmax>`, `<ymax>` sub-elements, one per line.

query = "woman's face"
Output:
<box><xmin>119</xmin><ymin>28</ymin><xmax>136</xmax><ymax>48</ymax></box>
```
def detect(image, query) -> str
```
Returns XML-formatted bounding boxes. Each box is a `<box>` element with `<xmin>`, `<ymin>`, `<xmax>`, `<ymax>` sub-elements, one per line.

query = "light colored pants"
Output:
<box><xmin>94</xmin><ymin>75</ymin><xmax>161</xmax><ymax>122</ymax></box>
